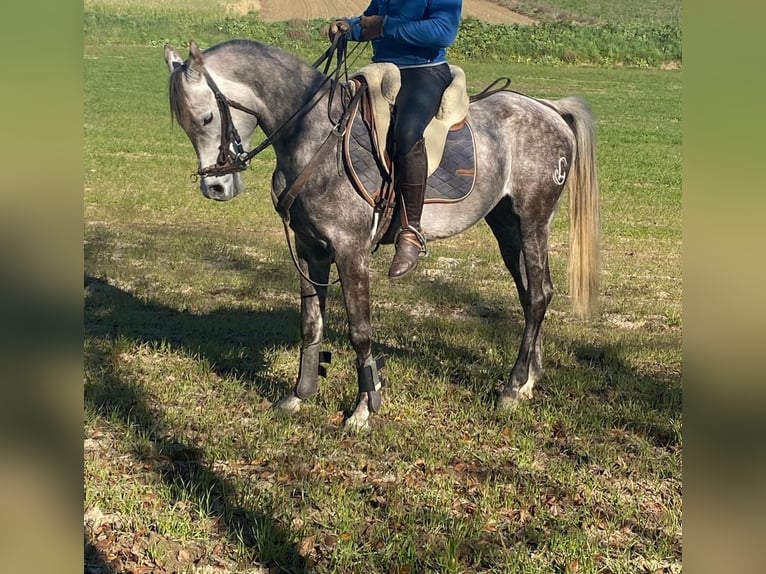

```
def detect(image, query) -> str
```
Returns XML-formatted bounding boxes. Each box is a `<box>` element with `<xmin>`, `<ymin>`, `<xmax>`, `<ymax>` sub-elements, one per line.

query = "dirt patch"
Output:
<box><xmin>226</xmin><ymin>1</ymin><xmax>261</xmax><ymax>16</ymax></box>
<box><xmin>226</xmin><ymin>0</ymin><xmax>535</xmax><ymax>24</ymax></box>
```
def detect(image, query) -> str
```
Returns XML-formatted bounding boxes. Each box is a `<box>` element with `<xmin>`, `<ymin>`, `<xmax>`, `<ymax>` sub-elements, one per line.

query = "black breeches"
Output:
<box><xmin>392</xmin><ymin>63</ymin><xmax>452</xmax><ymax>155</ymax></box>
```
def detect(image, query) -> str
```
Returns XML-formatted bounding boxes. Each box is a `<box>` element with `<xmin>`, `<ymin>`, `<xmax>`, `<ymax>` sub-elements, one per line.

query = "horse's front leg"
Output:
<box><xmin>275</xmin><ymin>237</ymin><xmax>332</xmax><ymax>414</ymax></box>
<box><xmin>333</xmin><ymin>248</ymin><xmax>384</xmax><ymax>431</ymax></box>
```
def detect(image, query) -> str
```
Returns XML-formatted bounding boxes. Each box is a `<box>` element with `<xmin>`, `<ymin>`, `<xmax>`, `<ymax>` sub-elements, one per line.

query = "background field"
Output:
<box><xmin>84</xmin><ymin>1</ymin><xmax>681</xmax><ymax>573</ymax></box>
<box><xmin>83</xmin><ymin>0</ymin><xmax>681</xmax><ymax>26</ymax></box>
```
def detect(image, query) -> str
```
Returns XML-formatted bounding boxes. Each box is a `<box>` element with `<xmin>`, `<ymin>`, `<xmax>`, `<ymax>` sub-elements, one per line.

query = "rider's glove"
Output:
<box><xmin>360</xmin><ymin>15</ymin><xmax>384</xmax><ymax>42</ymax></box>
<box><xmin>328</xmin><ymin>19</ymin><xmax>351</xmax><ymax>42</ymax></box>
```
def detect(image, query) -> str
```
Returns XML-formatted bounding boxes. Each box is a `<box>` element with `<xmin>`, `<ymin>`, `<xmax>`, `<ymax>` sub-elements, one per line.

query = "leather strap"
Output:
<box><xmin>273</xmin><ymin>83</ymin><xmax>367</xmax><ymax>220</ymax></box>
<box><xmin>273</xmin><ymin>126</ymin><xmax>344</xmax><ymax>218</ymax></box>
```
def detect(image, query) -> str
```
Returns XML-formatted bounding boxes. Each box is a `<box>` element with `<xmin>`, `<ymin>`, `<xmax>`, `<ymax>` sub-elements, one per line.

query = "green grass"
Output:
<box><xmin>454</xmin><ymin>19</ymin><xmax>681</xmax><ymax>66</ymax></box>
<box><xmin>83</xmin><ymin>3</ymin><xmax>681</xmax><ymax>68</ymax></box>
<box><xmin>84</xmin><ymin>3</ymin><xmax>681</xmax><ymax>573</ymax></box>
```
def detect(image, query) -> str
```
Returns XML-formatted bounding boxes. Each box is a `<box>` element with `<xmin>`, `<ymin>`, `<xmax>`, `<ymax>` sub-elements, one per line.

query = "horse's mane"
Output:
<box><xmin>168</xmin><ymin>39</ymin><xmax>319</xmax><ymax>129</ymax></box>
<box><xmin>168</xmin><ymin>64</ymin><xmax>192</xmax><ymax>129</ymax></box>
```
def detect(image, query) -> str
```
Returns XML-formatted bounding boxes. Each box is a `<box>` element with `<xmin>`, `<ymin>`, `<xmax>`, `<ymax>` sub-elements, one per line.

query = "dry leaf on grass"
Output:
<box><xmin>298</xmin><ymin>535</ymin><xmax>315</xmax><ymax>557</ymax></box>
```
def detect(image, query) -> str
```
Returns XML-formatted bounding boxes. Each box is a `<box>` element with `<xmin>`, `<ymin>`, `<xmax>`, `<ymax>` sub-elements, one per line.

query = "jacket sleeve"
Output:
<box><xmin>382</xmin><ymin>0</ymin><xmax>462</xmax><ymax>48</ymax></box>
<box><xmin>348</xmin><ymin>1</ymin><xmax>379</xmax><ymax>42</ymax></box>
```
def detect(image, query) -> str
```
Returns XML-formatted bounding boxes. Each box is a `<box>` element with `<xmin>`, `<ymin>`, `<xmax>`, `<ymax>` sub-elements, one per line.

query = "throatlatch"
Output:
<box><xmin>356</xmin><ymin>354</ymin><xmax>386</xmax><ymax>412</ymax></box>
<box><xmin>294</xmin><ymin>343</ymin><xmax>332</xmax><ymax>399</ymax></box>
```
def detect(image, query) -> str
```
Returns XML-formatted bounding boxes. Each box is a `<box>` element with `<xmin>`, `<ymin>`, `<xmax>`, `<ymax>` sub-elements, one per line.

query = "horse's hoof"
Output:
<box><xmin>344</xmin><ymin>412</ymin><xmax>370</xmax><ymax>432</ymax></box>
<box><xmin>497</xmin><ymin>383</ymin><xmax>534</xmax><ymax>411</ymax></box>
<box><xmin>497</xmin><ymin>394</ymin><xmax>521</xmax><ymax>411</ymax></box>
<box><xmin>517</xmin><ymin>382</ymin><xmax>534</xmax><ymax>401</ymax></box>
<box><xmin>274</xmin><ymin>393</ymin><xmax>302</xmax><ymax>414</ymax></box>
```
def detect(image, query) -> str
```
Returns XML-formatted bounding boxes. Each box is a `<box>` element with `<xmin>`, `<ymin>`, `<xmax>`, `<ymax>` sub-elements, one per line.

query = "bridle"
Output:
<box><xmin>197</xmin><ymin>67</ymin><xmax>255</xmax><ymax>177</ymax></box>
<box><xmin>191</xmin><ymin>33</ymin><xmax>366</xmax><ymax>288</ymax></box>
<box><xmin>195</xmin><ymin>33</ymin><xmax>361</xmax><ymax>179</ymax></box>
<box><xmin>187</xmin><ymin>35</ymin><xmax>518</xmax><ymax>288</ymax></box>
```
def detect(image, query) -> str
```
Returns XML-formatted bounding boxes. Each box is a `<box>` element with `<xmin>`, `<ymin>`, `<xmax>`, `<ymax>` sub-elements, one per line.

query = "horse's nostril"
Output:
<box><xmin>208</xmin><ymin>183</ymin><xmax>225</xmax><ymax>195</ymax></box>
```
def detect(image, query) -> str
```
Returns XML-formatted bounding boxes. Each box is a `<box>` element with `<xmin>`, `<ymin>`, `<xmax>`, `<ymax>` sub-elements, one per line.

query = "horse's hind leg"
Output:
<box><xmin>522</xmin><ymin>257</ymin><xmax>552</xmax><ymax>397</ymax></box>
<box><xmin>275</xmin><ymin>238</ymin><xmax>332</xmax><ymax>414</ymax></box>
<box><xmin>485</xmin><ymin>197</ymin><xmax>553</xmax><ymax>409</ymax></box>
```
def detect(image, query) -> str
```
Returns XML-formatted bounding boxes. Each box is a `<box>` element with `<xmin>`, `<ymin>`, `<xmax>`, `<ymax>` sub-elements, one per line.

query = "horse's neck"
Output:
<box><xmin>241</xmin><ymin>55</ymin><xmax>333</xmax><ymax>173</ymax></box>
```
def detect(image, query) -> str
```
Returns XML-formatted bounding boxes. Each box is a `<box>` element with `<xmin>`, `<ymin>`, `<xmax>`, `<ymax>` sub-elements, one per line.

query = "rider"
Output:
<box><xmin>329</xmin><ymin>1</ymin><xmax>463</xmax><ymax>279</ymax></box>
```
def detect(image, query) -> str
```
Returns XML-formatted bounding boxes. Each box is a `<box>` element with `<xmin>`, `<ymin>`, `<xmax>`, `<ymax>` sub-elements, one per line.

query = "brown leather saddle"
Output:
<box><xmin>341</xmin><ymin>64</ymin><xmax>477</xmax><ymax>247</ymax></box>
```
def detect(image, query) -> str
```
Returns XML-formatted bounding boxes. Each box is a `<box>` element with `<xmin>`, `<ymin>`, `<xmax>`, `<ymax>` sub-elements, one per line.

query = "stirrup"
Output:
<box><xmin>394</xmin><ymin>225</ymin><xmax>428</xmax><ymax>257</ymax></box>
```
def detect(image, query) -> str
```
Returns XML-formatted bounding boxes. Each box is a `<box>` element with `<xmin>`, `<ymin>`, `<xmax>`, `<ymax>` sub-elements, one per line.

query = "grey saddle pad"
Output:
<box><xmin>346</xmin><ymin>111</ymin><xmax>477</xmax><ymax>203</ymax></box>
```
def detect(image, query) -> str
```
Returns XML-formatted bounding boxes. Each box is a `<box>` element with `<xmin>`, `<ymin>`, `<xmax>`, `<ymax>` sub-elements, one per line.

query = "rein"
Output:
<box><xmin>196</xmin><ymin>33</ymin><xmax>362</xmax><ymax>178</ymax></box>
<box><xmin>194</xmin><ymin>34</ymin><xmax>367</xmax><ymax>288</ymax></box>
<box><xmin>469</xmin><ymin>76</ymin><xmax>562</xmax><ymax>115</ymax></box>
<box><xmin>193</xmin><ymin>37</ymin><xmax>531</xmax><ymax>287</ymax></box>
<box><xmin>469</xmin><ymin>77</ymin><xmax>512</xmax><ymax>102</ymax></box>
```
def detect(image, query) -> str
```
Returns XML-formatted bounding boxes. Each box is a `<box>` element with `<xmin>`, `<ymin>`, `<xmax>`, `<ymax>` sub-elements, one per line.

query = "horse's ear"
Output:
<box><xmin>164</xmin><ymin>44</ymin><xmax>184</xmax><ymax>73</ymax></box>
<box><xmin>189</xmin><ymin>40</ymin><xmax>205</xmax><ymax>67</ymax></box>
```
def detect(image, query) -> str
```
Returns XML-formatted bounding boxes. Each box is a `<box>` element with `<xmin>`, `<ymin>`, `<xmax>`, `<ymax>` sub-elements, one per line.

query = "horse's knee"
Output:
<box><xmin>542</xmin><ymin>280</ymin><xmax>554</xmax><ymax>307</ymax></box>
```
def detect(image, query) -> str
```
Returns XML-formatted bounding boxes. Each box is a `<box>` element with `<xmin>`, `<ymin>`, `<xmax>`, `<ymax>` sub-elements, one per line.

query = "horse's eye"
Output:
<box><xmin>202</xmin><ymin>113</ymin><xmax>214</xmax><ymax>126</ymax></box>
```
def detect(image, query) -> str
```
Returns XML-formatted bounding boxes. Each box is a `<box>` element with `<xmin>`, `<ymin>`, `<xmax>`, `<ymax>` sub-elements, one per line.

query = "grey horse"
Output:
<box><xmin>164</xmin><ymin>39</ymin><xmax>600</xmax><ymax>430</ymax></box>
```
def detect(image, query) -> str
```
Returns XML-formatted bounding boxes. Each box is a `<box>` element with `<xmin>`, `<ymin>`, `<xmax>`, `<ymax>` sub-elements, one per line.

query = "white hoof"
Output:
<box><xmin>497</xmin><ymin>382</ymin><xmax>534</xmax><ymax>411</ymax></box>
<box><xmin>274</xmin><ymin>393</ymin><xmax>302</xmax><ymax>414</ymax></box>
<box><xmin>344</xmin><ymin>413</ymin><xmax>370</xmax><ymax>432</ymax></box>
<box><xmin>517</xmin><ymin>381</ymin><xmax>534</xmax><ymax>400</ymax></box>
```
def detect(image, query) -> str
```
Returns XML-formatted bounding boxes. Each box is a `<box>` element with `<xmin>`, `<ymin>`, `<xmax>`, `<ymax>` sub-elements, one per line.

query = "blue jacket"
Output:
<box><xmin>348</xmin><ymin>0</ymin><xmax>462</xmax><ymax>68</ymax></box>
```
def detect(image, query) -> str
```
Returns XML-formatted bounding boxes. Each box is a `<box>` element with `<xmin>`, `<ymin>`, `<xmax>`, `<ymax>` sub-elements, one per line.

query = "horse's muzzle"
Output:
<box><xmin>200</xmin><ymin>173</ymin><xmax>243</xmax><ymax>201</ymax></box>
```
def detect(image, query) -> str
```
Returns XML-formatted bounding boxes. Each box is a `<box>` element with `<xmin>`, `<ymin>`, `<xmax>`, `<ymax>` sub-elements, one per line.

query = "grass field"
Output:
<box><xmin>84</xmin><ymin>7</ymin><xmax>680</xmax><ymax>68</ymax></box>
<box><xmin>496</xmin><ymin>0</ymin><xmax>681</xmax><ymax>25</ymax></box>
<box><xmin>84</xmin><ymin>2</ymin><xmax>681</xmax><ymax>573</ymax></box>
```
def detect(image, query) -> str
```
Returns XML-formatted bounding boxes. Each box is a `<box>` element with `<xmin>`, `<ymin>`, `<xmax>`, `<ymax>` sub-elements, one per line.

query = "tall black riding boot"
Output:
<box><xmin>389</xmin><ymin>139</ymin><xmax>428</xmax><ymax>279</ymax></box>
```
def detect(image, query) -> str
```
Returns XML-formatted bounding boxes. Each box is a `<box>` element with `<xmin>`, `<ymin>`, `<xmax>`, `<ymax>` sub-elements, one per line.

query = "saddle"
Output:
<box><xmin>342</xmin><ymin>63</ymin><xmax>477</xmax><ymax>245</ymax></box>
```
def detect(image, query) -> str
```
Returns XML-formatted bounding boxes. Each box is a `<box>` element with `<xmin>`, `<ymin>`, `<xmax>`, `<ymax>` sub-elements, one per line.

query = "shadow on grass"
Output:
<box><xmin>573</xmin><ymin>341</ymin><xmax>682</xmax><ymax>447</ymax></box>
<box><xmin>84</xmin><ymin>275</ymin><xmax>308</xmax><ymax>572</ymax></box>
<box><xmin>395</xmin><ymin>265</ymin><xmax>682</xmax><ymax>446</ymax></box>
<box><xmin>83</xmin><ymin>221</ymin><xmax>680</xmax><ymax>569</ymax></box>
<box><xmin>84</xmin><ymin>539</ymin><xmax>116</xmax><ymax>574</ymax></box>
<box><xmin>84</xmin><ymin>273</ymin><xmax>303</xmax><ymax>398</ymax></box>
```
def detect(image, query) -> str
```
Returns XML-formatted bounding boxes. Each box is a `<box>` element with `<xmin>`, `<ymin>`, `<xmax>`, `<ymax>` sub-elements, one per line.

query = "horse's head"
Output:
<box><xmin>165</xmin><ymin>41</ymin><xmax>259</xmax><ymax>201</ymax></box>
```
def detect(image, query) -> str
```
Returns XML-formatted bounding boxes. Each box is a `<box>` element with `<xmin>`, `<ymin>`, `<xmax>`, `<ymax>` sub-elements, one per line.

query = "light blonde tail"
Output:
<box><xmin>553</xmin><ymin>97</ymin><xmax>601</xmax><ymax>319</ymax></box>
